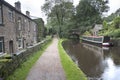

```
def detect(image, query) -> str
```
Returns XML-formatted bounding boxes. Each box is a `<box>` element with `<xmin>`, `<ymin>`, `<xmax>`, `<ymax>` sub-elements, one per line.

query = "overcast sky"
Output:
<box><xmin>5</xmin><ymin>0</ymin><xmax>120</xmax><ymax>22</ymax></box>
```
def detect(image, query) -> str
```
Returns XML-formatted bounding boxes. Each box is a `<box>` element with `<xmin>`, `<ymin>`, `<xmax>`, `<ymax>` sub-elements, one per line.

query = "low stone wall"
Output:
<box><xmin>0</xmin><ymin>38</ymin><xmax>51</xmax><ymax>80</ymax></box>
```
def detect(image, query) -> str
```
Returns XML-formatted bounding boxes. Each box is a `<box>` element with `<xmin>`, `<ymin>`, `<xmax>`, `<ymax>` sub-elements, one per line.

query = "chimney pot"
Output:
<box><xmin>26</xmin><ymin>11</ymin><xmax>30</xmax><ymax>17</ymax></box>
<box><xmin>15</xmin><ymin>1</ymin><xmax>21</xmax><ymax>12</ymax></box>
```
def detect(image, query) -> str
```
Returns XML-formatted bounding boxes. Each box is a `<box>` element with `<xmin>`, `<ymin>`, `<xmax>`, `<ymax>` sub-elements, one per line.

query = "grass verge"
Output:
<box><xmin>6</xmin><ymin>40</ymin><xmax>52</xmax><ymax>80</ymax></box>
<box><xmin>58</xmin><ymin>39</ymin><xmax>87</xmax><ymax>80</ymax></box>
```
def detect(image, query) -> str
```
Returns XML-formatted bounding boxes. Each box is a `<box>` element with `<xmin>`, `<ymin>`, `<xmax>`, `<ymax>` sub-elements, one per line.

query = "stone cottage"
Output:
<box><xmin>92</xmin><ymin>24</ymin><xmax>103</xmax><ymax>36</ymax></box>
<box><xmin>0</xmin><ymin>0</ymin><xmax>37</xmax><ymax>55</ymax></box>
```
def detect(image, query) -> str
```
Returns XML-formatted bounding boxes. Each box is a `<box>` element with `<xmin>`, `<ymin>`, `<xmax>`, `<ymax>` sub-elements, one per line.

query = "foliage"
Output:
<box><xmin>42</xmin><ymin>0</ymin><xmax>75</xmax><ymax>37</ymax></box>
<box><xmin>108</xmin><ymin>29</ymin><xmax>120</xmax><ymax>38</ymax></box>
<box><xmin>90</xmin><ymin>0</ymin><xmax>109</xmax><ymax>14</ymax></box>
<box><xmin>58</xmin><ymin>39</ymin><xmax>87</xmax><ymax>80</ymax></box>
<box><xmin>83</xmin><ymin>31</ymin><xmax>92</xmax><ymax>36</ymax></box>
<box><xmin>104</xmin><ymin>13</ymin><xmax>116</xmax><ymax>22</ymax></box>
<box><xmin>103</xmin><ymin>20</ymin><xmax>108</xmax><ymax>30</ymax></box>
<box><xmin>100</xmin><ymin>16</ymin><xmax>120</xmax><ymax>38</ymax></box>
<box><xmin>104</xmin><ymin>8</ymin><xmax>120</xmax><ymax>22</ymax></box>
<box><xmin>34</xmin><ymin>18</ymin><xmax>46</xmax><ymax>42</ymax></box>
<box><xmin>75</xmin><ymin>0</ymin><xmax>109</xmax><ymax>33</ymax></box>
<box><xmin>113</xmin><ymin>17</ymin><xmax>120</xmax><ymax>29</ymax></box>
<box><xmin>42</xmin><ymin>0</ymin><xmax>109</xmax><ymax>37</ymax></box>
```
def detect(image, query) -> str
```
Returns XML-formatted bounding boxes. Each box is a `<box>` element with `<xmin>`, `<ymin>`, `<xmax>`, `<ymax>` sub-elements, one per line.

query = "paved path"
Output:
<box><xmin>26</xmin><ymin>38</ymin><xmax>66</xmax><ymax>80</ymax></box>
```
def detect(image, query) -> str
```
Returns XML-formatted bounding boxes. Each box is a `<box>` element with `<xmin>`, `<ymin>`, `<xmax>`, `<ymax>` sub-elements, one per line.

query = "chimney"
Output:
<box><xmin>15</xmin><ymin>1</ymin><xmax>21</xmax><ymax>12</ymax></box>
<box><xmin>26</xmin><ymin>11</ymin><xmax>30</xmax><ymax>17</ymax></box>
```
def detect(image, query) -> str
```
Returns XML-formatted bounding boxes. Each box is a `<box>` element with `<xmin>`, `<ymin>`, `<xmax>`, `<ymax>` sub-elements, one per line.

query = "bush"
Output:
<box><xmin>113</xmin><ymin>17</ymin><xmax>120</xmax><ymax>29</ymax></box>
<box><xmin>107</xmin><ymin>29</ymin><xmax>120</xmax><ymax>38</ymax></box>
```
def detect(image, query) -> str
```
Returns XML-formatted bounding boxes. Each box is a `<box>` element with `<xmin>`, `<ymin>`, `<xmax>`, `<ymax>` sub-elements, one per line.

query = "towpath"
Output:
<box><xmin>26</xmin><ymin>38</ymin><xmax>66</xmax><ymax>80</ymax></box>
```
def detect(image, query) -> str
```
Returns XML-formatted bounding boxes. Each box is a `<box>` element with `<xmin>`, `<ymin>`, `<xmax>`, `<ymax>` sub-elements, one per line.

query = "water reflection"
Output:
<box><xmin>62</xmin><ymin>40</ymin><xmax>120</xmax><ymax>80</ymax></box>
<box><xmin>102</xmin><ymin>58</ymin><xmax>120</xmax><ymax>80</ymax></box>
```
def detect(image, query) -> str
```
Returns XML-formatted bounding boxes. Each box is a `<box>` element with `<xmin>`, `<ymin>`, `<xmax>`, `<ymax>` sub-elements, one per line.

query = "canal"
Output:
<box><xmin>62</xmin><ymin>40</ymin><xmax>120</xmax><ymax>80</ymax></box>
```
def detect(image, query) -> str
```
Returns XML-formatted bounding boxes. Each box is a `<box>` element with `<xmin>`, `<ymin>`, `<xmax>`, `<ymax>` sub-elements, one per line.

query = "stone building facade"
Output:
<box><xmin>92</xmin><ymin>24</ymin><xmax>103</xmax><ymax>36</ymax></box>
<box><xmin>0</xmin><ymin>0</ymin><xmax>37</xmax><ymax>55</ymax></box>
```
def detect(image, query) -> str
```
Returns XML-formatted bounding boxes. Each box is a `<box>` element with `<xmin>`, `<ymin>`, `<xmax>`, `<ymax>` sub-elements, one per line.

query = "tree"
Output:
<box><xmin>75</xmin><ymin>0</ymin><xmax>109</xmax><ymax>34</ymax></box>
<box><xmin>42</xmin><ymin>0</ymin><xmax>75</xmax><ymax>37</ymax></box>
<box><xmin>103</xmin><ymin>20</ymin><xmax>108</xmax><ymax>30</ymax></box>
<box><xmin>90</xmin><ymin>0</ymin><xmax>109</xmax><ymax>14</ymax></box>
<box><xmin>104</xmin><ymin>13</ymin><xmax>116</xmax><ymax>22</ymax></box>
<box><xmin>34</xmin><ymin>18</ymin><xmax>46</xmax><ymax>42</ymax></box>
<box><xmin>104</xmin><ymin>8</ymin><xmax>120</xmax><ymax>22</ymax></box>
<box><xmin>113</xmin><ymin>17</ymin><xmax>120</xmax><ymax>29</ymax></box>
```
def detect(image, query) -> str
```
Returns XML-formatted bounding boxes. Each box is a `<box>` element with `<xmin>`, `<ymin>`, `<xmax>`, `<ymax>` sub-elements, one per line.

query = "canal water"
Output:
<box><xmin>62</xmin><ymin>40</ymin><xmax>120</xmax><ymax>80</ymax></box>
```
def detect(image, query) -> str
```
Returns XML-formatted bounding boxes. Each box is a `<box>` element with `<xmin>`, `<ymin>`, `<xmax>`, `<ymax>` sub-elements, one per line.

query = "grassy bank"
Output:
<box><xmin>6</xmin><ymin>39</ymin><xmax>52</xmax><ymax>80</ymax></box>
<box><xmin>58</xmin><ymin>39</ymin><xmax>87</xmax><ymax>80</ymax></box>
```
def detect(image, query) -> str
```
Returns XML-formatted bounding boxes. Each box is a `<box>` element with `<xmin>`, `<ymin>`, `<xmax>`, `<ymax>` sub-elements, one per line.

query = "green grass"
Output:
<box><xmin>58</xmin><ymin>39</ymin><xmax>87</xmax><ymax>80</ymax></box>
<box><xmin>6</xmin><ymin>40</ymin><xmax>52</xmax><ymax>80</ymax></box>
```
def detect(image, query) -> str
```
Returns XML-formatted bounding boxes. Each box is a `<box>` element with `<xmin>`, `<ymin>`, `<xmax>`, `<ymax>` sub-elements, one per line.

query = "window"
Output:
<box><xmin>8</xmin><ymin>9</ymin><xmax>14</xmax><ymax>22</ymax></box>
<box><xmin>23</xmin><ymin>19</ymin><xmax>26</xmax><ymax>31</ymax></box>
<box><xmin>18</xmin><ymin>18</ymin><xmax>22</xmax><ymax>30</ymax></box>
<box><xmin>34</xmin><ymin>24</ymin><xmax>36</xmax><ymax>31</ymax></box>
<box><xmin>0</xmin><ymin>4</ymin><xmax>3</xmax><ymax>24</ymax></box>
<box><xmin>18</xmin><ymin>38</ymin><xmax>23</xmax><ymax>49</ymax></box>
<box><xmin>0</xmin><ymin>37</ymin><xmax>4</xmax><ymax>54</ymax></box>
<box><xmin>28</xmin><ymin>21</ymin><xmax>30</xmax><ymax>31</ymax></box>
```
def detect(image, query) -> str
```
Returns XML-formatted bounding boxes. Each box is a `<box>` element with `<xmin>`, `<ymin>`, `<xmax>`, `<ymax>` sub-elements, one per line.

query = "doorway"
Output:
<box><xmin>9</xmin><ymin>40</ymin><xmax>14</xmax><ymax>54</ymax></box>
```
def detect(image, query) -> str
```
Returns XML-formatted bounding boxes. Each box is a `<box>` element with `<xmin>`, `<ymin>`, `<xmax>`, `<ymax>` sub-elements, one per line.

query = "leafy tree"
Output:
<box><xmin>42</xmin><ymin>0</ymin><xmax>75</xmax><ymax>37</ymax></box>
<box><xmin>104</xmin><ymin>13</ymin><xmax>116</xmax><ymax>22</ymax></box>
<box><xmin>113</xmin><ymin>17</ymin><xmax>120</xmax><ymax>29</ymax></box>
<box><xmin>42</xmin><ymin>0</ymin><xmax>109</xmax><ymax>37</ymax></box>
<box><xmin>75</xmin><ymin>0</ymin><xmax>109</xmax><ymax>34</ymax></box>
<box><xmin>90</xmin><ymin>0</ymin><xmax>109</xmax><ymax>14</ymax></box>
<box><xmin>103</xmin><ymin>20</ymin><xmax>108</xmax><ymax>30</ymax></box>
<box><xmin>34</xmin><ymin>18</ymin><xmax>46</xmax><ymax>41</ymax></box>
<box><xmin>104</xmin><ymin>8</ymin><xmax>120</xmax><ymax>22</ymax></box>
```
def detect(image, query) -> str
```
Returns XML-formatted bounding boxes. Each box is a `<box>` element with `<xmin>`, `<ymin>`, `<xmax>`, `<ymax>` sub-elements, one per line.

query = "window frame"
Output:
<box><xmin>34</xmin><ymin>24</ymin><xmax>36</xmax><ymax>32</ymax></box>
<box><xmin>8</xmin><ymin>8</ymin><xmax>14</xmax><ymax>22</ymax></box>
<box><xmin>0</xmin><ymin>3</ymin><xmax>3</xmax><ymax>25</ymax></box>
<box><xmin>18</xmin><ymin>17</ymin><xmax>22</xmax><ymax>30</ymax></box>
<box><xmin>0</xmin><ymin>37</ymin><xmax>4</xmax><ymax>54</ymax></box>
<box><xmin>18</xmin><ymin>38</ymin><xmax>23</xmax><ymax>49</ymax></box>
<box><xmin>28</xmin><ymin>20</ymin><xmax>30</xmax><ymax>32</ymax></box>
<box><xmin>18</xmin><ymin>19</ymin><xmax>21</xmax><ymax>30</ymax></box>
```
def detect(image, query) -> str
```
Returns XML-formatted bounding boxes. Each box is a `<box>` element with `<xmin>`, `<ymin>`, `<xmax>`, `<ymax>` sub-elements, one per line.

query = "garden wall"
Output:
<box><xmin>0</xmin><ymin>38</ymin><xmax>51</xmax><ymax>80</ymax></box>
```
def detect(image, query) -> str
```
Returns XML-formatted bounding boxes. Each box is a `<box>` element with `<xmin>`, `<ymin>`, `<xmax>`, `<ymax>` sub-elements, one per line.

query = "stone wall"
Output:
<box><xmin>0</xmin><ymin>38</ymin><xmax>51</xmax><ymax>80</ymax></box>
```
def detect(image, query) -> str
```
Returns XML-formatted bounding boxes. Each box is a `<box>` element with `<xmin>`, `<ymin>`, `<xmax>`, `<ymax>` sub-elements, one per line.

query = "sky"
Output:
<box><xmin>4</xmin><ymin>0</ymin><xmax>120</xmax><ymax>23</ymax></box>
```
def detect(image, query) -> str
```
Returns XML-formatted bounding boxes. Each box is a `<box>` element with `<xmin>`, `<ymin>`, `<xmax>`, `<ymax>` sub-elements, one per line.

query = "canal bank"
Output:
<box><xmin>62</xmin><ymin>39</ymin><xmax>120</xmax><ymax>80</ymax></box>
<box><xmin>111</xmin><ymin>39</ymin><xmax>120</xmax><ymax>46</ymax></box>
<box><xmin>58</xmin><ymin>39</ymin><xmax>87</xmax><ymax>80</ymax></box>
